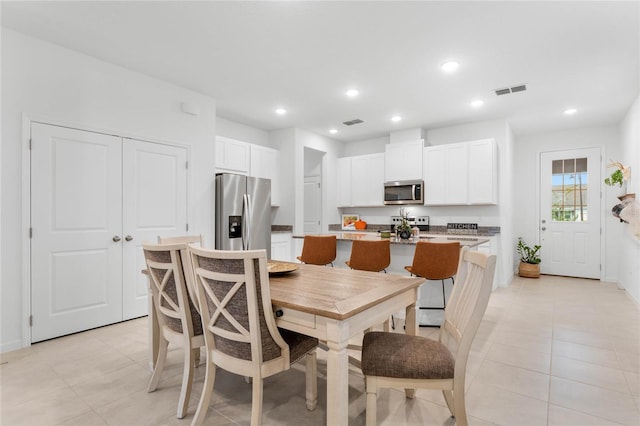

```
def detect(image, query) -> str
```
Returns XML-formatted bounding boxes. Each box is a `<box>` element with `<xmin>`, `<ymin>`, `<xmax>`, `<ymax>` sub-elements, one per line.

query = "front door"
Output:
<box><xmin>539</xmin><ymin>148</ymin><xmax>601</xmax><ymax>278</ymax></box>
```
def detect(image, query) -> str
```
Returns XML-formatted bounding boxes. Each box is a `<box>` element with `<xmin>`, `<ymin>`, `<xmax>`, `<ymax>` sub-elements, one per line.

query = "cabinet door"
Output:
<box><xmin>385</xmin><ymin>141</ymin><xmax>423</xmax><ymax>181</ymax></box>
<box><xmin>423</xmin><ymin>146</ymin><xmax>447</xmax><ymax>205</ymax></box>
<box><xmin>336</xmin><ymin>157</ymin><xmax>352</xmax><ymax>207</ymax></box>
<box><xmin>271</xmin><ymin>233</ymin><xmax>292</xmax><ymax>261</ymax></box>
<box><xmin>250</xmin><ymin>145</ymin><xmax>280</xmax><ymax>206</ymax></box>
<box><xmin>215</xmin><ymin>137</ymin><xmax>250</xmax><ymax>174</ymax></box>
<box><xmin>445</xmin><ymin>144</ymin><xmax>468</xmax><ymax>205</ymax></box>
<box><xmin>352</xmin><ymin>153</ymin><xmax>384</xmax><ymax>206</ymax></box>
<box><xmin>468</xmin><ymin>139</ymin><xmax>497</xmax><ymax>204</ymax></box>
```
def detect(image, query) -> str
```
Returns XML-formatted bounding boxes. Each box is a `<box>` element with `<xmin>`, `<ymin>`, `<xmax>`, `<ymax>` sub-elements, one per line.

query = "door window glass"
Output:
<box><xmin>551</xmin><ymin>158</ymin><xmax>588</xmax><ymax>222</ymax></box>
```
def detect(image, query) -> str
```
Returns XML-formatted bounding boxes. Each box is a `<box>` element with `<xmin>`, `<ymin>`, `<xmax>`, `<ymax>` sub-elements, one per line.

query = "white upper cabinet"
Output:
<box><xmin>423</xmin><ymin>138</ymin><xmax>497</xmax><ymax>206</ymax></box>
<box><xmin>336</xmin><ymin>157</ymin><xmax>352</xmax><ymax>207</ymax></box>
<box><xmin>467</xmin><ymin>139</ymin><xmax>498</xmax><ymax>204</ymax></box>
<box><xmin>352</xmin><ymin>153</ymin><xmax>385</xmax><ymax>206</ymax></box>
<box><xmin>215</xmin><ymin>136</ymin><xmax>250</xmax><ymax>174</ymax></box>
<box><xmin>250</xmin><ymin>144</ymin><xmax>280</xmax><ymax>206</ymax></box>
<box><xmin>384</xmin><ymin>140</ymin><xmax>424</xmax><ymax>182</ymax></box>
<box><xmin>336</xmin><ymin>153</ymin><xmax>385</xmax><ymax>207</ymax></box>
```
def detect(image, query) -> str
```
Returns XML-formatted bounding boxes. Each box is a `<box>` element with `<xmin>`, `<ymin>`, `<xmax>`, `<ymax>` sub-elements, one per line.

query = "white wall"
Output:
<box><xmin>514</xmin><ymin>125</ymin><xmax>621</xmax><ymax>283</ymax></box>
<box><xmin>1</xmin><ymin>29</ymin><xmax>217</xmax><ymax>352</ymax></box>
<box><xmin>343</xmin><ymin>136</ymin><xmax>388</xmax><ymax>157</ymax></box>
<box><xmin>618</xmin><ymin>96</ymin><xmax>640</xmax><ymax>302</ymax></box>
<box><xmin>216</xmin><ymin>116</ymin><xmax>271</xmax><ymax>147</ymax></box>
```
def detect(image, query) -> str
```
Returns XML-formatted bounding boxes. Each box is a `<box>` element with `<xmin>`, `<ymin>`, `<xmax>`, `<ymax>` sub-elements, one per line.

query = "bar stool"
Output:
<box><xmin>405</xmin><ymin>241</ymin><xmax>461</xmax><ymax>327</ymax></box>
<box><xmin>346</xmin><ymin>239</ymin><xmax>394</xmax><ymax>330</ymax></box>
<box><xmin>345</xmin><ymin>239</ymin><xmax>391</xmax><ymax>273</ymax></box>
<box><xmin>297</xmin><ymin>235</ymin><xmax>337</xmax><ymax>266</ymax></box>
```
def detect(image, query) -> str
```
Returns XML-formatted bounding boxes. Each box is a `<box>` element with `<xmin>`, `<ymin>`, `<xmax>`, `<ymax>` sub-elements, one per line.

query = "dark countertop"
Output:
<box><xmin>293</xmin><ymin>232</ymin><xmax>490</xmax><ymax>247</ymax></box>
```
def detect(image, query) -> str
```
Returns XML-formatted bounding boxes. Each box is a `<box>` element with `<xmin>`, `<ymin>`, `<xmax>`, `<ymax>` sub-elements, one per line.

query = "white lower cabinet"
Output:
<box><xmin>271</xmin><ymin>232</ymin><xmax>292</xmax><ymax>261</ymax></box>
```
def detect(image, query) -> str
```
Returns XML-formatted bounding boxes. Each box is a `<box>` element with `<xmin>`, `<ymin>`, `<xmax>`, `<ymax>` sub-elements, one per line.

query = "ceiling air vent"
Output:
<box><xmin>495</xmin><ymin>84</ymin><xmax>527</xmax><ymax>96</ymax></box>
<box><xmin>342</xmin><ymin>119</ymin><xmax>364</xmax><ymax>126</ymax></box>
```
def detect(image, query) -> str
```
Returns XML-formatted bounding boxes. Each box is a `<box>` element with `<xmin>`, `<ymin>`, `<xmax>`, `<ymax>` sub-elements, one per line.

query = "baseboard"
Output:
<box><xmin>0</xmin><ymin>339</ymin><xmax>25</xmax><ymax>354</ymax></box>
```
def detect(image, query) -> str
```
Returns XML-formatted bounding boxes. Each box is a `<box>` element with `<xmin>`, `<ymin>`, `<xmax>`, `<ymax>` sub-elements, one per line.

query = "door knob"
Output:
<box><xmin>125</xmin><ymin>235</ymin><xmax>133</xmax><ymax>242</ymax></box>
<box><xmin>112</xmin><ymin>235</ymin><xmax>121</xmax><ymax>242</ymax></box>
<box><xmin>541</xmin><ymin>227</ymin><xmax>546</xmax><ymax>231</ymax></box>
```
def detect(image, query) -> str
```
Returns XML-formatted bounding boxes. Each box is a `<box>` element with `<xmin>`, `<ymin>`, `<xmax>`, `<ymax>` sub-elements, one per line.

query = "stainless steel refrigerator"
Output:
<box><xmin>215</xmin><ymin>173</ymin><xmax>271</xmax><ymax>258</ymax></box>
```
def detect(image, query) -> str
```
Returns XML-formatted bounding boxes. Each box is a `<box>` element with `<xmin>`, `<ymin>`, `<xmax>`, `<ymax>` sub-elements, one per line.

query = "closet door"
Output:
<box><xmin>122</xmin><ymin>139</ymin><xmax>188</xmax><ymax>319</ymax></box>
<box><xmin>31</xmin><ymin>123</ymin><xmax>123</xmax><ymax>342</ymax></box>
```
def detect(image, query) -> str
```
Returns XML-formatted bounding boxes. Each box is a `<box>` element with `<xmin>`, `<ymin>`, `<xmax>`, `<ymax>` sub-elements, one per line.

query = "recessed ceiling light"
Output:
<box><xmin>441</xmin><ymin>60</ymin><xmax>460</xmax><ymax>73</ymax></box>
<box><xmin>564</xmin><ymin>108</ymin><xmax>577</xmax><ymax>115</ymax></box>
<box><xmin>275</xmin><ymin>108</ymin><xmax>287</xmax><ymax>115</ymax></box>
<box><xmin>345</xmin><ymin>89</ymin><xmax>359</xmax><ymax>97</ymax></box>
<box><xmin>471</xmin><ymin>100</ymin><xmax>484</xmax><ymax>108</ymax></box>
<box><xmin>329</xmin><ymin>129</ymin><xmax>338</xmax><ymax>134</ymax></box>
<box><xmin>391</xmin><ymin>116</ymin><xmax>402</xmax><ymax>122</ymax></box>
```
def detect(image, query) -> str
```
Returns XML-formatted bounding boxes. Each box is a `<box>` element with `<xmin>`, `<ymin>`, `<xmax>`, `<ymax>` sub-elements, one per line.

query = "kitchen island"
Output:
<box><xmin>292</xmin><ymin>231</ymin><xmax>493</xmax><ymax>325</ymax></box>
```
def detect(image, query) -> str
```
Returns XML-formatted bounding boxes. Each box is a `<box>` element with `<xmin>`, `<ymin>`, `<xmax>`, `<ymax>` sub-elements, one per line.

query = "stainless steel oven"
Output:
<box><xmin>384</xmin><ymin>180</ymin><xmax>424</xmax><ymax>205</ymax></box>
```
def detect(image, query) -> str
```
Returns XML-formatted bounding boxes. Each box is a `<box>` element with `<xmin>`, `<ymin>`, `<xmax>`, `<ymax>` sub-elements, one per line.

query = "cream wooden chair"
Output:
<box><xmin>143</xmin><ymin>242</ymin><xmax>205</xmax><ymax>419</ymax></box>
<box><xmin>297</xmin><ymin>235</ymin><xmax>337</xmax><ymax>266</ymax></box>
<box><xmin>189</xmin><ymin>246</ymin><xmax>319</xmax><ymax>426</ymax></box>
<box><xmin>361</xmin><ymin>247</ymin><xmax>496</xmax><ymax>426</ymax></box>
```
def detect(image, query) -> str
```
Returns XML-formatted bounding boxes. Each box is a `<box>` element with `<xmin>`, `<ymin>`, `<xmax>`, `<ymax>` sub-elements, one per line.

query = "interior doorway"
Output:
<box><xmin>304</xmin><ymin>148</ymin><xmax>324</xmax><ymax>234</ymax></box>
<box><xmin>539</xmin><ymin>147</ymin><xmax>601</xmax><ymax>278</ymax></box>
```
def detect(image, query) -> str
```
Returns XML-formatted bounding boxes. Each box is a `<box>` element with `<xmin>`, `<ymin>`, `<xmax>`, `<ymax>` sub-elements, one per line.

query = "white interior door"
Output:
<box><xmin>31</xmin><ymin>123</ymin><xmax>123</xmax><ymax>342</ymax></box>
<box><xmin>303</xmin><ymin>176</ymin><xmax>321</xmax><ymax>234</ymax></box>
<box><xmin>540</xmin><ymin>148</ymin><xmax>601</xmax><ymax>278</ymax></box>
<box><xmin>122</xmin><ymin>139</ymin><xmax>188</xmax><ymax>319</ymax></box>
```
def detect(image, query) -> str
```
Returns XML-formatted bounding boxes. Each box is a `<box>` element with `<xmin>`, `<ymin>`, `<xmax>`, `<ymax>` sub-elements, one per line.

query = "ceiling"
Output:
<box><xmin>2</xmin><ymin>1</ymin><xmax>638</xmax><ymax>142</ymax></box>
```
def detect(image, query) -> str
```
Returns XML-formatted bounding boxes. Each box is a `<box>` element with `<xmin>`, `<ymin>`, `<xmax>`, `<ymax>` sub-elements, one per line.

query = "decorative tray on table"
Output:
<box><xmin>267</xmin><ymin>260</ymin><xmax>299</xmax><ymax>276</ymax></box>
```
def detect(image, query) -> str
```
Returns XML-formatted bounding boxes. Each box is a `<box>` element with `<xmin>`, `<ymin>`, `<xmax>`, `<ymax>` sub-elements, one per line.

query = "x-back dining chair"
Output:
<box><xmin>361</xmin><ymin>247</ymin><xmax>497</xmax><ymax>426</ymax></box>
<box><xmin>189</xmin><ymin>246</ymin><xmax>319</xmax><ymax>426</ymax></box>
<box><xmin>143</xmin><ymin>242</ymin><xmax>205</xmax><ymax>419</ymax></box>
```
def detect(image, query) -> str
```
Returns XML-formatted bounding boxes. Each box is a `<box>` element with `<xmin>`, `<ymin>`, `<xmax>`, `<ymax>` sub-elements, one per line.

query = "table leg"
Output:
<box><xmin>404</xmin><ymin>295</ymin><xmax>418</xmax><ymax>399</ymax></box>
<box><xmin>325</xmin><ymin>325</ymin><xmax>350</xmax><ymax>426</ymax></box>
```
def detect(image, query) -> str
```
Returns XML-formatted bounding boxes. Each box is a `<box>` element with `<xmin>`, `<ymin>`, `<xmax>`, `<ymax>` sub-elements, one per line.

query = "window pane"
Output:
<box><xmin>551</xmin><ymin>157</ymin><xmax>589</xmax><ymax>222</ymax></box>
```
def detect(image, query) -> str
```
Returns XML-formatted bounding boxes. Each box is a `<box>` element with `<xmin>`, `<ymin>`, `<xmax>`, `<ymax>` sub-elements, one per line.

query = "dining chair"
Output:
<box><xmin>405</xmin><ymin>240</ymin><xmax>461</xmax><ymax>327</ymax></box>
<box><xmin>189</xmin><ymin>246</ymin><xmax>319</xmax><ymax>426</ymax></box>
<box><xmin>345</xmin><ymin>239</ymin><xmax>391</xmax><ymax>272</ymax></box>
<box><xmin>143</xmin><ymin>242</ymin><xmax>205</xmax><ymax>419</ymax></box>
<box><xmin>361</xmin><ymin>247</ymin><xmax>496</xmax><ymax>426</ymax></box>
<box><xmin>297</xmin><ymin>235</ymin><xmax>337</xmax><ymax>266</ymax></box>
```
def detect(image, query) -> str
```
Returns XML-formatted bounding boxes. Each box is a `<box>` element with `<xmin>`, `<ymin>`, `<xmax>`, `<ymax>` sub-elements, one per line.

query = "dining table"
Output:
<box><xmin>268</xmin><ymin>262</ymin><xmax>424</xmax><ymax>426</ymax></box>
<box><xmin>146</xmin><ymin>261</ymin><xmax>424</xmax><ymax>426</ymax></box>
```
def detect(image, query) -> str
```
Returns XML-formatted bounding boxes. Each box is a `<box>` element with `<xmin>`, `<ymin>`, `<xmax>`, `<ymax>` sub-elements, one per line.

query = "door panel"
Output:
<box><xmin>122</xmin><ymin>139</ymin><xmax>188</xmax><ymax>319</ymax></box>
<box><xmin>304</xmin><ymin>176</ymin><xmax>321</xmax><ymax>234</ymax></box>
<box><xmin>540</xmin><ymin>148</ymin><xmax>601</xmax><ymax>278</ymax></box>
<box><xmin>31</xmin><ymin>123</ymin><xmax>123</xmax><ymax>342</ymax></box>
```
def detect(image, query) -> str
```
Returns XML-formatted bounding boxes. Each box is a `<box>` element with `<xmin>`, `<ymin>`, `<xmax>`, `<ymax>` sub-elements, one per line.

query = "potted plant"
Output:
<box><xmin>396</xmin><ymin>208</ymin><xmax>413</xmax><ymax>239</ymax></box>
<box><xmin>517</xmin><ymin>237</ymin><xmax>541</xmax><ymax>278</ymax></box>
<box><xmin>604</xmin><ymin>160</ymin><xmax>632</xmax><ymax>199</ymax></box>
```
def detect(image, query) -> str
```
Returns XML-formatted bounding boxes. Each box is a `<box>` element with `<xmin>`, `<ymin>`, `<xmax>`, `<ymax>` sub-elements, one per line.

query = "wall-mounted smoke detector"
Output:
<box><xmin>494</xmin><ymin>84</ymin><xmax>527</xmax><ymax>96</ymax></box>
<box><xmin>343</xmin><ymin>119</ymin><xmax>364</xmax><ymax>126</ymax></box>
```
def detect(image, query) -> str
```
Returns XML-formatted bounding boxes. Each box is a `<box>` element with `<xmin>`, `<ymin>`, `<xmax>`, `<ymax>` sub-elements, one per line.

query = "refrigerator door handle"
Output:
<box><xmin>243</xmin><ymin>193</ymin><xmax>253</xmax><ymax>250</ymax></box>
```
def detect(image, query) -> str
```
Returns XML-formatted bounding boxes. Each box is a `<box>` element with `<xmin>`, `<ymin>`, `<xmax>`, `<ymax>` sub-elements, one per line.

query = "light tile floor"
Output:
<box><xmin>1</xmin><ymin>275</ymin><xmax>639</xmax><ymax>425</ymax></box>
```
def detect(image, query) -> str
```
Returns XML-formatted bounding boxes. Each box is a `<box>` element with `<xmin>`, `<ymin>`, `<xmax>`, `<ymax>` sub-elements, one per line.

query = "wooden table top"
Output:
<box><xmin>268</xmin><ymin>263</ymin><xmax>424</xmax><ymax>320</ymax></box>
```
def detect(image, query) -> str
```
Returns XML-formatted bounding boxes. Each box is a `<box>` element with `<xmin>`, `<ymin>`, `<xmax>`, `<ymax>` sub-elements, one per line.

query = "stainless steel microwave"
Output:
<box><xmin>383</xmin><ymin>180</ymin><xmax>424</xmax><ymax>205</ymax></box>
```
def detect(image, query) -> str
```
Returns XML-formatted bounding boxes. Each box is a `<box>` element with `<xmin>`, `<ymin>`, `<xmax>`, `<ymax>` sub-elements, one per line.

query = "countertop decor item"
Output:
<box><xmin>342</xmin><ymin>214</ymin><xmax>359</xmax><ymax>230</ymax></box>
<box><xmin>396</xmin><ymin>208</ymin><xmax>413</xmax><ymax>239</ymax></box>
<box><xmin>517</xmin><ymin>237</ymin><xmax>541</xmax><ymax>278</ymax></box>
<box><xmin>354</xmin><ymin>219</ymin><xmax>367</xmax><ymax>230</ymax></box>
